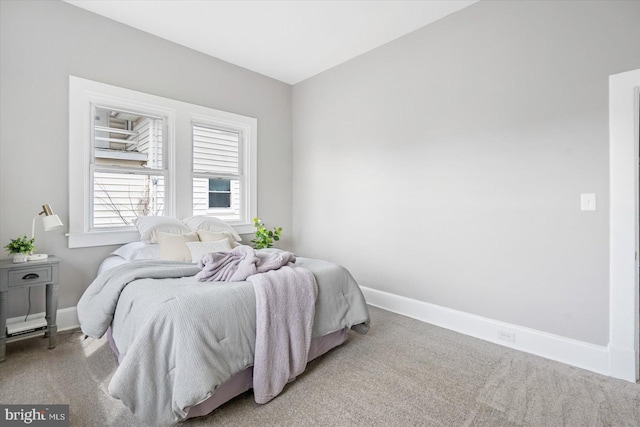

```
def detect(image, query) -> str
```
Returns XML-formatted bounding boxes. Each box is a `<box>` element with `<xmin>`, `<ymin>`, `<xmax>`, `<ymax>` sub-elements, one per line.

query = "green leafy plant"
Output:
<box><xmin>251</xmin><ymin>218</ymin><xmax>282</xmax><ymax>249</ymax></box>
<box><xmin>4</xmin><ymin>235</ymin><xmax>35</xmax><ymax>255</ymax></box>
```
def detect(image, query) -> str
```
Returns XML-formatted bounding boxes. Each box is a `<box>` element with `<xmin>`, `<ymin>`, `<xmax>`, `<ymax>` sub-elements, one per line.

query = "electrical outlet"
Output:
<box><xmin>498</xmin><ymin>330</ymin><xmax>515</xmax><ymax>343</ymax></box>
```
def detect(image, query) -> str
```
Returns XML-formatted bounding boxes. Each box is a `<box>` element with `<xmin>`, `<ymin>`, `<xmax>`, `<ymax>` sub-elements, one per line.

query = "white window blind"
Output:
<box><xmin>193</xmin><ymin>125</ymin><xmax>240</xmax><ymax>175</ymax></box>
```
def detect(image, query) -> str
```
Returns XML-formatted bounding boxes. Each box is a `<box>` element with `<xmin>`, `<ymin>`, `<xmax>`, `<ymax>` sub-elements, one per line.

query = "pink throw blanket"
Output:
<box><xmin>196</xmin><ymin>245</ymin><xmax>295</xmax><ymax>282</ymax></box>
<box><xmin>248</xmin><ymin>265</ymin><xmax>318</xmax><ymax>404</ymax></box>
<box><xmin>196</xmin><ymin>246</ymin><xmax>318</xmax><ymax>404</ymax></box>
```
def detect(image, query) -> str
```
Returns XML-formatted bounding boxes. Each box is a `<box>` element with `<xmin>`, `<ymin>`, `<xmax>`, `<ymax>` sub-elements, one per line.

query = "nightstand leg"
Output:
<box><xmin>45</xmin><ymin>283</ymin><xmax>58</xmax><ymax>349</ymax></box>
<box><xmin>0</xmin><ymin>290</ymin><xmax>7</xmax><ymax>361</ymax></box>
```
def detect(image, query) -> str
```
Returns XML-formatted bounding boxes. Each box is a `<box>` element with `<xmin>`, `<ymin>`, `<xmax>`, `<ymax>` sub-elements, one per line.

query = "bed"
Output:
<box><xmin>77</xmin><ymin>216</ymin><xmax>370</xmax><ymax>426</ymax></box>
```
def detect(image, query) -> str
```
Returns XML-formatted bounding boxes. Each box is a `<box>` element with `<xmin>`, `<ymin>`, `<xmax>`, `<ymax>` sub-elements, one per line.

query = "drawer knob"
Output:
<box><xmin>22</xmin><ymin>273</ymin><xmax>40</xmax><ymax>280</ymax></box>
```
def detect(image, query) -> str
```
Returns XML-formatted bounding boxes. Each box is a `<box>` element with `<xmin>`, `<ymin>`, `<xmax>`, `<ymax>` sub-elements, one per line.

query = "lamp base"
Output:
<box><xmin>27</xmin><ymin>253</ymin><xmax>48</xmax><ymax>261</ymax></box>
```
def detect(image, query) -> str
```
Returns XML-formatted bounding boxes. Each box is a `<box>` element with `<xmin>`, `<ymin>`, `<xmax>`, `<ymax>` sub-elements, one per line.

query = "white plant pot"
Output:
<box><xmin>13</xmin><ymin>253</ymin><xmax>28</xmax><ymax>263</ymax></box>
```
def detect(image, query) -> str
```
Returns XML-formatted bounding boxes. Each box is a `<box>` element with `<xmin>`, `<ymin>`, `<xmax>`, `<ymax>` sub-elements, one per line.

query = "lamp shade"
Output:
<box><xmin>32</xmin><ymin>204</ymin><xmax>64</xmax><ymax>237</ymax></box>
<box><xmin>42</xmin><ymin>214</ymin><xmax>63</xmax><ymax>231</ymax></box>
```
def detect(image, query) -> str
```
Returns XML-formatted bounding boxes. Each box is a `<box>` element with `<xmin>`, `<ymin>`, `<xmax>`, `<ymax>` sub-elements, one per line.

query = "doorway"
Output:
<box><xmin>609</xmin><ymin>68</ymin><xmax>640</xmax><ymax>382</ymax></box>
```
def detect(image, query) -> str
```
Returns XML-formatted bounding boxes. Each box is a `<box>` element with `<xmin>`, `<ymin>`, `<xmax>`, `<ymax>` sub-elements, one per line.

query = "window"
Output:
<box><xmin>92</xmin><ymin>107</ymin><xmax>167</xmax><ymax>228</ymax></box>
<box><xmin>208</xmin><ymin>179</ymin><xmax>232</xmax><ymax>208</ymax></box>
<box><xmin>192</xmin><ymin>124</ymin><xmax>243</xmax><ymax>221</ymax></box>
<box><xmin>69</xmin><ymin>76</ymin><xmax>256</xmax><ymax>248</ymax></box>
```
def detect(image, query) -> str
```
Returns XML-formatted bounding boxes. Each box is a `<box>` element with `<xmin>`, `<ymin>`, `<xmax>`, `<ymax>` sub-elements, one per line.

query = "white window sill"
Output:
<box><xmin>67</xmin><ymin>230</ymin><xmax>140</xmax><ymax>249</ymax></box>
<box><xmin>232</xmin><ymin>223</ymin><xmax>255</xmax><ymax>236</ymax></box>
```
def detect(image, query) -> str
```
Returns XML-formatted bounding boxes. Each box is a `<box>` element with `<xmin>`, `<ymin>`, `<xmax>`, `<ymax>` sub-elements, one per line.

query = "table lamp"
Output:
<box><xmin>28</xmin><ymin>204</ymin><xmax>63</xmax><ymax>261</ymax></box>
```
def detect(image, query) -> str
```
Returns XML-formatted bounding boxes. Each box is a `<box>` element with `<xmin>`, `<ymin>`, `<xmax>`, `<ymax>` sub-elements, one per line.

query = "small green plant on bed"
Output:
<box><xmin>251</xmin><ymin>218</ymin><xmax>282</xmax><ymax>249</ymax></box>
<box><xmin>4</xmin><ymin>235</ymin><xmax>35</xmax><ymax>255</ymax></box>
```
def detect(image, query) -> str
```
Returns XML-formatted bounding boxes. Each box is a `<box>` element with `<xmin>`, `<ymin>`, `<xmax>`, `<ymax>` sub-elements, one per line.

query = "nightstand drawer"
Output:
<box><xmin>7</xmin><ymin>266</ymin><xmax>53</xmax><ymax>287</ymax></box>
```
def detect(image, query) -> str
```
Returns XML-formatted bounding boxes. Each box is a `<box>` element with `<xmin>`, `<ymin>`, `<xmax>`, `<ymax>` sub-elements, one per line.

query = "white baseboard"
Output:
<box><xmin>6</xmin><ymin>306</ymin><xmax>80</xmax><ymax>333</ymax></box>
<box><xmin>361</xmin><ymin>286</ymin><xmax>612</xmax><ymax>377</ymax></box>
<box><xmin>56</xmin><ymin>306</ymin><xmax>80</xmax><ymax>331</ymax></box>
<box><xmin>609</xmin><ymin>345</ymin><xmax>638</xmax><ymax>382</ymax></box>
<box><xmin>6</xmin><ymin>295</ymin><xmax>628</xmax><ymax>380</ymax></box>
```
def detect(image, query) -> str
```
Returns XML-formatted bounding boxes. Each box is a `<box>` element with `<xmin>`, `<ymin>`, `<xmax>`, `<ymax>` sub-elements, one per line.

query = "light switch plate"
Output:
<box><xmin>581</xmin><ymin>193</ymin><xmax>596</xmax><ymax>211</ymax></box>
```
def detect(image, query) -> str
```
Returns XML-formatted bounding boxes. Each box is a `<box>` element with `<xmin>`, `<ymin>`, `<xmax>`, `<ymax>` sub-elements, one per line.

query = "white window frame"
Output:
<box><xmin>90</xmin><ymin>104</ymin><xmax>170</xmax><ymax>230</ymax></box>
<box><xmin>191</xmin><ymin>114</ymin><xmax>253</xmax><ymax>227</ymax></box>
<box><xmin>68</xmin><ymin>76</ymin><xmax>257</xmax><ymax>248</ymax></box>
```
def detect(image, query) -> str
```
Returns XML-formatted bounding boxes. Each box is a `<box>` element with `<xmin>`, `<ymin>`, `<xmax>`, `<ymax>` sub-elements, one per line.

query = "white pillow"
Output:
<box><xmin>185</xmin><ymin>240</ymin><xmax>232</xmax><ymax>263</ymax></box>
<box><xmin>157</xmin><ymin>232</ymin><xmax>200</xmax><ymax>262</ymax></box>
<box><xmin>135</xmin><ymin>217</ymin><xmax>190</xmax><ymax>243</ymax></box>
<box><xmin>197</xmin><ymin>230</ymin><xmax>238</xmax><ymax>248</ymax></box>
<box><xmin>111</xmin><ymin>241</ymin><xmax>147</xmax><ymax>261</ymax></box>
<box><xmin>131</xmin><ymin>244</ymin><xmax>161</xmax><ymax>260</ymax></box>
<box><xmin>111</xmin><ymin>242</ymin><xmax>161</xmax><ymax>261</ymax></box>
<box><xmin>182</xmin><ymin>216</ymin><xmax>242</xmax><ymax>242</ymax></box>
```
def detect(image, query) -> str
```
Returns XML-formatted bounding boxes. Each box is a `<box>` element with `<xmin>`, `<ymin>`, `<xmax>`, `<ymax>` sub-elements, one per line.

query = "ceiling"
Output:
<box><xmin>64</xmin><ymin>0</ymin><xmax>478</xmax><ymax>85</ymax></box>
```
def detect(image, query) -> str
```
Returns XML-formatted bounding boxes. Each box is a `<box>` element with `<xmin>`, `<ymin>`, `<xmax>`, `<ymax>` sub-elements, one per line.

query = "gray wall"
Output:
<box><xmin>3</xmin><ymin>0</ymin><xmax>639</xmax><ymax>347</ymax></box>
<box><xmin>0</xmin><ymin>0</ymin><xmax>292</xmax><ymax>317</ymax></box>
<box><xmin>292</xmin><ymin>0</ymin><xmax>640</xmax><ymax>346</ymax></box>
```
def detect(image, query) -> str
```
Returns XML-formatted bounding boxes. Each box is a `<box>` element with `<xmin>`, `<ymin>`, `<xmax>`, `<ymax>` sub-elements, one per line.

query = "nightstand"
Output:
<box><xmin>0</xmin><ymin>256</ymin><xmax>60</xmax><ymax>362</ymax></box>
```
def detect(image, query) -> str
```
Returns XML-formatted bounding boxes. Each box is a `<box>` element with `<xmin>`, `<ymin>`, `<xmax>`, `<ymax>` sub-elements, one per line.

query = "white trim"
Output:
<box><xmin>68</xmin><ymin>76</ymin><xmax>257</xmax><ymax>247</ymax></box>
<box><xmin>6</xmin><ymin>306</ymin><xmax>80</xmax><ymax>341</ymax></box>
<box><xmin>56</xmin><ymin>306</ymin><xmax>80</xmax><ymax>332</ymax></box>
<box><xmin>609</xmin><ymin>68</ymin><xmax>640</xmax><ymax>382</ymax></box>
<box><xmin>67</xmin><ymin>230</ymin><xmax>140</xmax><ymax>249</ymax></box>
<box><xmin>361</xmin><ymin>286</ymin><xmax>611</xmax><ymax>376</ymax></box>
<box><xmin>8</xmin><ymin>290</ymin><xmax>619</xmax><ymax>379</ymax></box>
<box><xmin>69</xmin><ymin>76</ymin><xmax>177</xmax><ymax>246</ymax></box>
<box><xmin>190</xmin><ymin>112</ymin><xmax>258</xmax><ymax>228</ymax></box>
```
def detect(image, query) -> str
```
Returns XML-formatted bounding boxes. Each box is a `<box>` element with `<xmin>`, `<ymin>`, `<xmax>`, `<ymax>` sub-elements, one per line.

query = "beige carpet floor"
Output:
<box><xmin>1</xmin><ymin>306</ymin><xmax>639</xmax><ymax>426</ymax></box>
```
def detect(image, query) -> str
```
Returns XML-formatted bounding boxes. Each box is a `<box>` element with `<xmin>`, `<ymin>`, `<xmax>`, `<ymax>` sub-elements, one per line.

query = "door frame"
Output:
<box><xmin>609</xmin><ymin>68</ymin><xmax>640</xmax><ymax>382</ymax></box>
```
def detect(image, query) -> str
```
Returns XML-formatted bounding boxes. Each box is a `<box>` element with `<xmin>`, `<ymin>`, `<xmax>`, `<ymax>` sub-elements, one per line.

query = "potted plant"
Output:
<box><xmin>4</xmin><ymin>235</ymin><xmax>35</xmax><ymax>263</ymax></box>
<box><xmin>251</xmin><ymin>218</ymin><xmax>282</xmax><ymax>249</ymax></box>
